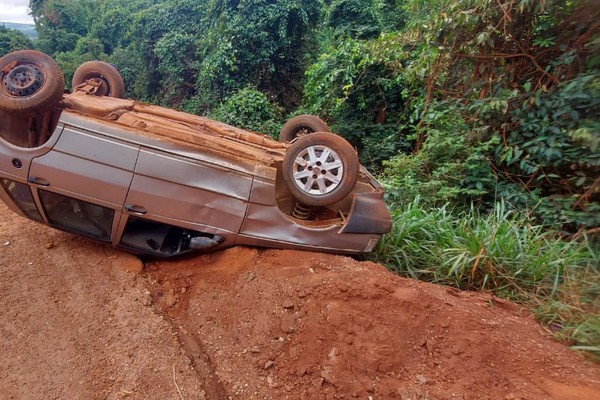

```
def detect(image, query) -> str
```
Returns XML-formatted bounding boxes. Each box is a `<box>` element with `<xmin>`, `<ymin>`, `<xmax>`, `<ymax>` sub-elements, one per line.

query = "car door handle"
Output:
<box><xmin>124</xmin><ymin>204</ymin><xmax>147</xmax><ymax>214</ymax></box>
<box><xmin>28</xmin><ymin>177</ymin><xmax>50</xmax><ymax>187</ymax></box>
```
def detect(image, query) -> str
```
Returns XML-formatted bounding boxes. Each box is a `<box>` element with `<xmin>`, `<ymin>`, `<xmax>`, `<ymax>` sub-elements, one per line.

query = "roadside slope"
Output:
<box><xmin>149</xmin><ymin>248</ymin><xmax>600</xmax><ymax>399</ymax></box>
<box><xmin>1</xmin><ymin>201</ymin><xmax>599</xmax><ymax>399</ymax></box>
<box><xmin>0</xmin><ymin>203</ymin><xmax>206</xmax><ymax>400</ymax></box>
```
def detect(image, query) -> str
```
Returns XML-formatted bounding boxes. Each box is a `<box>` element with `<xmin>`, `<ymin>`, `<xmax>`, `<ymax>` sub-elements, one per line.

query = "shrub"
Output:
<box><xmin>209</xmin><ymin>87</ymin><xmax>283</xmax><ymax>137</ymax></box>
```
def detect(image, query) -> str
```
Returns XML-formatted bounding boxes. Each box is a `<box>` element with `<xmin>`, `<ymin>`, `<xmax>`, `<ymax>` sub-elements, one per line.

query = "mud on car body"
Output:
<box><xmin>0</xmin><ymin>50</ymin><xmax>391</xmax><ymax>258</ymax></box>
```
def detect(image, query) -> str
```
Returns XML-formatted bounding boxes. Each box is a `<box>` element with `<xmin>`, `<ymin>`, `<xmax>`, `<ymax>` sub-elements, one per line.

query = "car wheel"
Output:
<box><xmin>282</xmin><ymin>132</ymin><xmax>359</xmax><ymax>207</ymax></box>
<box><xmin>279</xmin><ymin>114</ymin><xmax>330</xmax><ymax>142</ymax></box>
<box><xmin>72</xmin><ymin>61</ymin><xmax>125</xmax><ymax>98</ymax></box>
<box><xmin>0</xmin><ymin>50</ymin><xmax>65</xmax><ymax>114</ymax></box>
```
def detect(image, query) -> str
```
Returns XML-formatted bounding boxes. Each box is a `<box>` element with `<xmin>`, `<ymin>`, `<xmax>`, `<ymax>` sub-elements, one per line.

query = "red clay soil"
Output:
<box><xmin>1</xmin><ymin>201</ymin><xmax>599</xmax><ymax>399</ymax></box>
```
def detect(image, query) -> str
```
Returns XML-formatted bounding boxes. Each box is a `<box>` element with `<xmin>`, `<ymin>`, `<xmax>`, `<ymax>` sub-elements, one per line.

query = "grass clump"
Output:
<box><xmin>373</xmin><ymin>198</ymin><xmax>600</xmax><ymax>359</ymax></box>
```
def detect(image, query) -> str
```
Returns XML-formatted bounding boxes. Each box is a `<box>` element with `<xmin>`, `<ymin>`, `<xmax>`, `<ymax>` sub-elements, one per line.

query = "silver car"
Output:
<box><xmin>0</xmin><ymin>50</ymin><xmax>391</xmax><ymax>258</ymax></box>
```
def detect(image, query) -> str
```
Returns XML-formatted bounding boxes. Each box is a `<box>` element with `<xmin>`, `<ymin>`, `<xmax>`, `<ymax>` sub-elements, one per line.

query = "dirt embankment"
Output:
<box><xmin>1</xmin><ymin>202</ymin><xmax>599</xmax><ymax>399</ymax></box>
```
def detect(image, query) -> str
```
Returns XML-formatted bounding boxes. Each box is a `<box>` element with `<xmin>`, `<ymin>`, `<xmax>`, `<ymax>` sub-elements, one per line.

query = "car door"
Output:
<box><xmin>117</xmin><ymin>148</ymin><xmax>253</xmax><ymax>255</ymax></box>
<box><xmin>28</xmin><ymin>126</ymin><xmax>138</xmax><ymax>242</ymax></box>
<box><xmin>0</xmin><ymin>118</ymin><xmax>63</xmax><ymax>222</ymax></box>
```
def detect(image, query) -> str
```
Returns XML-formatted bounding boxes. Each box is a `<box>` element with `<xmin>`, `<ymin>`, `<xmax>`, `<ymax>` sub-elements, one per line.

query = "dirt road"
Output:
<box><xmin>1</xmin><ymin>202</ymin><xmax>599</xmax><ymax>399</ymax></box>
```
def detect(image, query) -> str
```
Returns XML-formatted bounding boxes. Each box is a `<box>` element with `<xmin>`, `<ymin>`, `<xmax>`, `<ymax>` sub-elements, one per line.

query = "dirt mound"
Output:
<box><xmin>1</xmin><ymin>201</ymin><xmax>599</xmax><ymax>399</ymax></box>
<box><xmin>148</xmin><ymin>247</ymin><xmax>600</xmax><ymax>400</ymax></box>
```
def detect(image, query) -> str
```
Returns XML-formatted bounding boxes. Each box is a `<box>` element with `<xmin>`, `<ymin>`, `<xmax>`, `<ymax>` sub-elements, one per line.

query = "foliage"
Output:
<box><xmin>326</xmin><ymin>0</ymin><xmax>405</xmax><ymax>39</ymax></box>
<box><xmin>303</xmin><ymin>34</ymin><xmax>408</xmax><ymax>166</ymax></box>
<box><xmin>383</xmin><ymin>119</ymin><xmax>498</xmax><ymax>206</ymax></box>
<box><xmin>154</xmin><ymin>32</ymin><xmax>198</xmax><ymax>105</ymax></box>
<box><xmin>0</xmin><ymin>26</ymin><xmax>33</xmax><ymax>56</ymax></box>
<box><xmin>54</xmin><ymin>36</ymin><xmax>108</xmax><ymax>87</ymax></box>
<box><xmin>195</xmin><ymin>0</ymin><xmax>321</xmax><ymax>111</ymax></box>
<box><xmin>209</xmin><ymin>87</ymin><xmax>283</xmax><ymax>137</ymax></box>
<box><xmin>87</xmin><ymin>0</ymin><xmax>155</xmax><ymax>54</ymax></box>
<box><xmin>108</xmin><ymin>0</ymin><xmax>207</xmax><ymax>103</ymax></box>
<box><xmin>373</xmin><ymin>0</ymin><xmax>600</xmax><ymax>229</ymax></box>
<box><xmin>327</xmin><ymin>0</ymin><xmax>384</xmax><ymax>39</ymax></box>
<box><xmin>497</xmin><ymin>72</ymin><xmax>600</xmax><ymax>229</ymax></box>
<box><xmin>382</xmin><ymin>67</ymin><xmax>600</xmax><ymax>229</ymax></box>
<box><xmin>376</xmin><ymin>199</ymin><xmax>583</xmax><ymax>293</ymax></box>
<box><xmin>28</xmin><ymin>0</ymin><xmax>321</xmax><ymax>110</ymax></box>
<box><xmin>380</xmin><ymin>0</ymin><xmax>406</xmax><ymax>31</ymax></box>
<box><xmin>536</xmin><ymin>260</ymin><xmax>600</xmax><ymax>359</ymax></box>
<box><xmin>31</xmin><ymin>0</ymin><xmax>95</xmax><ymax>55</ymax></box>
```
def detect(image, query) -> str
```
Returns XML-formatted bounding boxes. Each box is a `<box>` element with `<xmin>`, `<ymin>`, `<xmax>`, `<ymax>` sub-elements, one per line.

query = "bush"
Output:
<box><xmin>327</xmin><ymin>0</ymin><xmax>384</xmax><ymax>39</ymax></box>
<box><xmin>495</xmin><ymin>73</ymin><xmax>600</xmax><ymax>230</ymax></box>
<box><xmin>303</xmin><ymin>35</ymin><xmax>408</xmax><ymax>167</ymax></box>
<box><xmin>209</xmin><ymin>87</ymin><xmax>283</xmax><ymax>137</ymax></box>
<box><xmin>382</xmin><ymin>105</ymin><xmax>497</xmax><ymax>206</ymax></box>
<box><xmin>0</xmin><ymin>26</ymin><xmax>33</xmax><ymax>56</ymax></box>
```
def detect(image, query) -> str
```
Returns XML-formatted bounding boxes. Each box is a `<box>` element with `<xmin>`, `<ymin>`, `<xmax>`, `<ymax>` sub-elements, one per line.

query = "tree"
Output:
<box><xmin>30</xmin><ymin>0</ymin><xmax>95</xmax><ymax>55</ymax></box>
<box><xmin>0</xmin><ymin>26</ymin><xmax>34</xmax><ymax>56</ymax></box>
<box><xmin>383</xmin><ymin>0</ymin><xmax>600</xmax><ymax>228</ymax></box>
<box><xmin>195</xmin><ymin>0</ymin><xmax>322</xmax><ymax>110</ymax></box>
<box><xmin>107</xmin><ymin>0</ymin><xmax>207</xmax><ymax>103</ymax></box>
<box><xmin>327</xmin><ymin>0</ymin><xmax>384</xmax><ymax>39</ymax></box>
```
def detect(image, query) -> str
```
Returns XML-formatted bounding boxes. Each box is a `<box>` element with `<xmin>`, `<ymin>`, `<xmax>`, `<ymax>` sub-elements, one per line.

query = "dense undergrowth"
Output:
<box><xmin>1</xmin><ymin>0</ymin><xmax>598</xmax><ymax>357</ymax></box>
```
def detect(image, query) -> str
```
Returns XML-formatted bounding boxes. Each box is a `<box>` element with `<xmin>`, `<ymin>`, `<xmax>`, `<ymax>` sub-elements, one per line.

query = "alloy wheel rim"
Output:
<box><xmin>292</xmin><ymin>144</ymin><xmax>344</xmax><ymax>195</ymax></box>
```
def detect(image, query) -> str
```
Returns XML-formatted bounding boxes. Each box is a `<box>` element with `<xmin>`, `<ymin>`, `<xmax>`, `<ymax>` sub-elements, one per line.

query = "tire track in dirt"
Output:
<box><xmin>144</xmin><ymin>264</ymin><xmax>228</xmax><ymax>399</ymax></box>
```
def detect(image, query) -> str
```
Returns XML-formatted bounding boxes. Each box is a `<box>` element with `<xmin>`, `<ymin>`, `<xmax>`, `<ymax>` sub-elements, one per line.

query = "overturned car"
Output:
<box><xmin>0</xmin><ymin>50</ymin><xmax>391</xmax><ymax>258</ymax></box>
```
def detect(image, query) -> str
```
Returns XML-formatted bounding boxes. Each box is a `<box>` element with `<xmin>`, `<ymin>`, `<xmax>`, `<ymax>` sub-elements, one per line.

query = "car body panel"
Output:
<box><xmin>238</xmin><ymin>201</ymin><xmax>379</xmax><ymax>253</ymax></box>
<box><xmin>53</xmin><ymin>126</ymin><xmax>139</xmax><ymax>171</ymax></box>
<box><xmin>0</xmin><ymin>119</ymin><xmax>62</xmax><ymax>182</ymax></box>
<box><xmin>134</xmin><ymin>148</ymin><xmax>254</xmax><ymax>202</ymax></box>
<box><xmin>125</xmin><ymin>174</ymin><xmax>248</xmax><ymax>234</ymax></box>
<box><xmin>30</xmin><ymin>148</ymin><xmax>135</xmax><ymax>207</ymax></box>
<box><xmin>248</xmin><ymin>176</ymin><xmax>277</xmax><ymax>206</ymax></box>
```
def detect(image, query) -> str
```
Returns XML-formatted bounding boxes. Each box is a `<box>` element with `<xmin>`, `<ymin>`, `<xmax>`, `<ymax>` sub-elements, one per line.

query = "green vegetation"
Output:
<box><xmin>0</xmin><ymin>25</ymin><xmax>33</xmax><ymax>55</ymax></box>
<box><xmin>377</xmin><ymin>199</ymin><xmax>599</xmax><ymax>358</ymax></box>
<box><xmin>3</xmin><ymin>0</ymin><xmax>597</xmax><ymax>356</ymax></box>
<box><xmin>208</xmin><ymin>87</ymin><xmax>284</xmax><ymax>137</ymax></box>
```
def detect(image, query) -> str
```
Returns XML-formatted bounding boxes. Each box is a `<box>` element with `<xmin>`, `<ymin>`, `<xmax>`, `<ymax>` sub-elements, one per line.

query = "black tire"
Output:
<box><xmin>279</xmin><ymin>114</ymin><xmax>330</xmax><ymax>142</ymax></box>
<box><xmin>0</xmin><ymin>50</ymin><xmax>65</xmax><ymax>114</ymax></box>
<box><xmin>282</xmin><ymin>132</ymin><xmax>359</xmax><ymax>207</ymax></box>
<box><xmin>72</xmin><ymin>61</ymin><xmax>125</xmax><ymax>98</ymax></box>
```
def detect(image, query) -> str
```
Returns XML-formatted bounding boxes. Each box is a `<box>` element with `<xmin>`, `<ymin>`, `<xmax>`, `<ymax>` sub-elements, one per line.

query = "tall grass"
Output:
<box><xmin>373</xmin><ymin>198</ymin><xmax>600</xmax><ymax>358</ymax></box>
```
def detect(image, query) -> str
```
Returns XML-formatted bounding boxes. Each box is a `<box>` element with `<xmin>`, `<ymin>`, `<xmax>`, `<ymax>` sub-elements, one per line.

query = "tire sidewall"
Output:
<box><xmin>72</xmin><ymin>61</ymin><xmax>125</xmax><ymax>98</ymax></box>
<box><xmin>279</xmin><ymin>114</ymin><xmax>330</xmax><ymax>143</ymax></box>
<box><xmin>0</xmin><ymin>50</ymin><xmax>65</xmax><ymax>114</ymax></box>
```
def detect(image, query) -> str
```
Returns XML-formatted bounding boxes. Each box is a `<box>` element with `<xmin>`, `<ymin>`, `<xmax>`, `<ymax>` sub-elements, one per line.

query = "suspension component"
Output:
<box><xmin>292</xmin><ymin>202</ymin><xmax>311</xmax><ymax>220</ymax></box>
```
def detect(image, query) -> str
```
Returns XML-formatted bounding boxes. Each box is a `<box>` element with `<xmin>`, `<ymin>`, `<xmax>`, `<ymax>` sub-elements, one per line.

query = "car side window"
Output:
<box><xmin>38</xmin><ymin>190</ymin><xmax>114</xmax><ymax>241</ymax></box>
<box><xmin>0</xmin><ymin>179</ymin><xmax>43</xmax><ymax>222</ymax></box>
